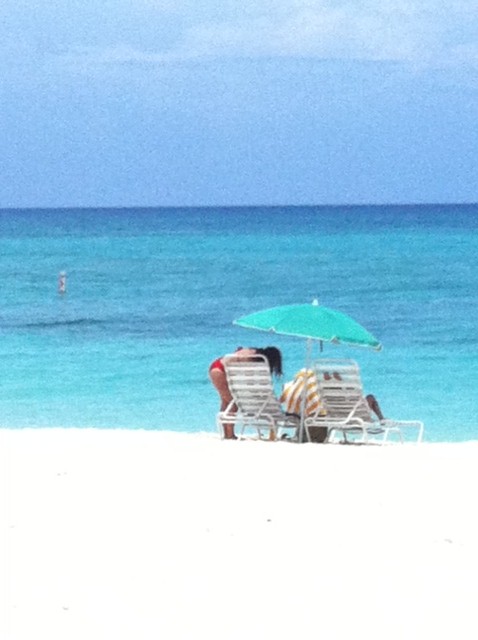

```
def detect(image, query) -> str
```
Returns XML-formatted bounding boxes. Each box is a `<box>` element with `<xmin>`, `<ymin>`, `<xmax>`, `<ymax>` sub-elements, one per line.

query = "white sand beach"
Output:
<box><xmin>2</xmin><ymin>429</ymin><xmax>478</xmax><ymax>640</ymax></box>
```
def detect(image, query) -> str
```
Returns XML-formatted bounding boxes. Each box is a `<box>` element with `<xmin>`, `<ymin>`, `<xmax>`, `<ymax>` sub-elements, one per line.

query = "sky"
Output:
<box><xmin>1</xmin><ymin>1</ymin><xmax>478</xmax><ymax>208</ymax></box>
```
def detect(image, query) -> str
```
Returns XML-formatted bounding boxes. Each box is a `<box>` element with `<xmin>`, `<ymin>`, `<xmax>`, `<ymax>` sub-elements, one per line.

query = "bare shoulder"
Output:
<box><xmin>223</xmin><ymin>348</ymin><xmax>256</xmax><ymax>363</ymax></box>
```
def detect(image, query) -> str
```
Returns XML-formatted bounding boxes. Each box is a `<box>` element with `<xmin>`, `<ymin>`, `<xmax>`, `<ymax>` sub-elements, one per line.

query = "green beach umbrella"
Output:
<box><xmin>234</xmin><ymin>300</ymin><xmax>382</xmax><ymax>351</ymax></box>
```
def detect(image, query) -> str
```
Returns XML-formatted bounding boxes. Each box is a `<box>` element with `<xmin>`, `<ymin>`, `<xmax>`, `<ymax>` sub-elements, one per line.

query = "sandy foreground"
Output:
<box><xmin>1</xmin><ymin>429</ymin><xmax>478</xmax><ymax>640</ymax></box>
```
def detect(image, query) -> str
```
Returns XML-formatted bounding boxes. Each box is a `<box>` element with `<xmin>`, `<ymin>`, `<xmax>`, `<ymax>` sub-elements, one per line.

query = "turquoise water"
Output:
<box><xmin>0</xmin><ymin>204</ymin><xmax>477</xmax><ymax>441</ymax></box>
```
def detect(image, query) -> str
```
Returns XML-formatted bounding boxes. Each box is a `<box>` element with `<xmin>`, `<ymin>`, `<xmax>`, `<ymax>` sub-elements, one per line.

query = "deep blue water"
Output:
<box><xmin>0</xmin><ymin>204</ymin><xmax>477</xmax><ymax>441</ymax></box>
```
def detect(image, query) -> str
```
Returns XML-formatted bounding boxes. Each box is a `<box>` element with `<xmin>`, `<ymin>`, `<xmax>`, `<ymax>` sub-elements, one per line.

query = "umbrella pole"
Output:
<box><xmin>298</xmin><ymin>339</ymin><xmax>313</xmax><ymax>443</ymax></box>
<box><xmin>306</xmin><ymin>337</ymin><xmax>312</xmax><ymax>368</ymax></box>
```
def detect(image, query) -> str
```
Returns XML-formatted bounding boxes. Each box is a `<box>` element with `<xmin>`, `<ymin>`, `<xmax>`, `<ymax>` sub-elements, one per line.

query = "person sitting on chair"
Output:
<box><xmin>323</xmin><ymin>371</ymin><xmax>385</xmax><ymax>421</ymax></box>
<box><xmin>209</xmin><ymin>346</ymin><xmax>283</xmax><ymax>439</ymax></box>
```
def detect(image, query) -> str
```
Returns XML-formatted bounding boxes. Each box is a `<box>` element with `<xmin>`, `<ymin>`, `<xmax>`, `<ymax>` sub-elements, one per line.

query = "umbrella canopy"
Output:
<box><xmin>234</xmin><ymin>300</ymin><xmax>382</xmax><ymax>350</ymax></box>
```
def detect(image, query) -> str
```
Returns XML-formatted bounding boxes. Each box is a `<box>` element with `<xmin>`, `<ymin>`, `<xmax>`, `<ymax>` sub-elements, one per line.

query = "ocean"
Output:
<box><xmin>0</xmin><ymin>204</ymin><xmax>477</xmax><ymax>442</ymax></box>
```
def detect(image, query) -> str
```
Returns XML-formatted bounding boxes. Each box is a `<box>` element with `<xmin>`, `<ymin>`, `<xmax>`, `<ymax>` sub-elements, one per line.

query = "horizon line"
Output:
<box><xmin>0</xmin><ymin>201</ymin><xmax>477</xmax><ymax>212</ymax></box>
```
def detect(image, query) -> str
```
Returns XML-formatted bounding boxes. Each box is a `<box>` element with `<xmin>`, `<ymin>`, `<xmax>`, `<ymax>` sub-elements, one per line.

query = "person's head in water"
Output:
<box><xmin>254</xmin><ymin>346</ymin><xmax>283</xmax><ymax>377</ymax></box>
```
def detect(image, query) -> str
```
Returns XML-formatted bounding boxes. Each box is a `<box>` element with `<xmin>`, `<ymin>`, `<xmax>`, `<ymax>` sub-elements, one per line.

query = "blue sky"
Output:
<box><xmin>1</xmin><ymin>1</ymin><xmax>477</xmax><ymax>207</ymax></box>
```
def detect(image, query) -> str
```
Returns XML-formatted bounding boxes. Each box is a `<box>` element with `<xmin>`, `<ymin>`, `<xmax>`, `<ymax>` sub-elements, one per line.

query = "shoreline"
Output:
<box><xmin>1</xmin><ymin>425</ymin><xmax>478</xmax><ymax>445</ymax></box>
<box><xmin>3</xmin><ymin>428</ymin><xmax>478</xmax><ymax>639</ymax></box>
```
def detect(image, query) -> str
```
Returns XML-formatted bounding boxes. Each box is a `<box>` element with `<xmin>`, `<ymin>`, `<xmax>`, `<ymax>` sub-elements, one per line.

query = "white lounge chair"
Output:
<box><xmin>304</xmin><ymin>359</ymin><xmax>424</xmax><ymax>444</ymax></box>
<box><xmin>217</xmin><ymin>355</ymin><xmax>299</xmax><ymax>441</ymax></box>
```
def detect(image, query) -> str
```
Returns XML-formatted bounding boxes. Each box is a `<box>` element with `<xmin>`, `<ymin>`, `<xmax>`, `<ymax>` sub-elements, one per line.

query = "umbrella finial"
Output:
<box><xmin>312</xmin><ymin>298</ymin><xmax>319</xmax><ymax>306</ymax></box>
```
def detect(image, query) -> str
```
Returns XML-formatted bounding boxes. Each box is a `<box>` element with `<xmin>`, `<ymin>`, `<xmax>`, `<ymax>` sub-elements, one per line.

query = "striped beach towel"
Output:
<box><xmin>280</xmin><ymin>368</ymin><xmax>324</xmax><ymax>417</ymax></box>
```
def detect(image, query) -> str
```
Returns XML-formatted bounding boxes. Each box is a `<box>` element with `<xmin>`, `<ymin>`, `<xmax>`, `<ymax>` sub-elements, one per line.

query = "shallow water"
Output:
<box><xmin>0</xmin><ymin>204</ymin><xmax>477</xmax><ymax>441</ymax></box>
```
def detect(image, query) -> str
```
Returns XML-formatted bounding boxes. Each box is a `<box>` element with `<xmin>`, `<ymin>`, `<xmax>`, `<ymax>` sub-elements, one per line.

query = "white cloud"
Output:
<box><xmin>3</xmin><ymin>1</ymin><xmax>478</xmax><ymax>72</ymax></box>
<box><xmin>168</xmin><ymin>2</ymin><xmax>478</xmax><ymax>65</ymax></box>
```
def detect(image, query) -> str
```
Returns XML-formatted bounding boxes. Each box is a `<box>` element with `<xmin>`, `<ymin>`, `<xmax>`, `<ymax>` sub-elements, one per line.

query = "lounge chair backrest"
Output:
<box><xmin>224</xmin><ymin>355</ymin><xmax>285</xmax><ymax>421</ymax></box>
<box><xmin>313</xmin><ymin>359</ymin><xmax>372</xmax><ymax>422</ymax></box>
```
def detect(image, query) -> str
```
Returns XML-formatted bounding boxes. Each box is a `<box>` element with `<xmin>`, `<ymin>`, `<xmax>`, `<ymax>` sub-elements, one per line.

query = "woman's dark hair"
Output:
<box><xmin>254</xmin><ymin>346</ymin><xmax>283</xmax><ymax>377</ymax></box>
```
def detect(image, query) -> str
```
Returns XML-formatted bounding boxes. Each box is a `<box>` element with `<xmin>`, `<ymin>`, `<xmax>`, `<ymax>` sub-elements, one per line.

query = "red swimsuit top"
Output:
<box><xmin>209</xmin><ymin>357</ymin><xmax>225</xmax><ymax>372</ymax></box>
